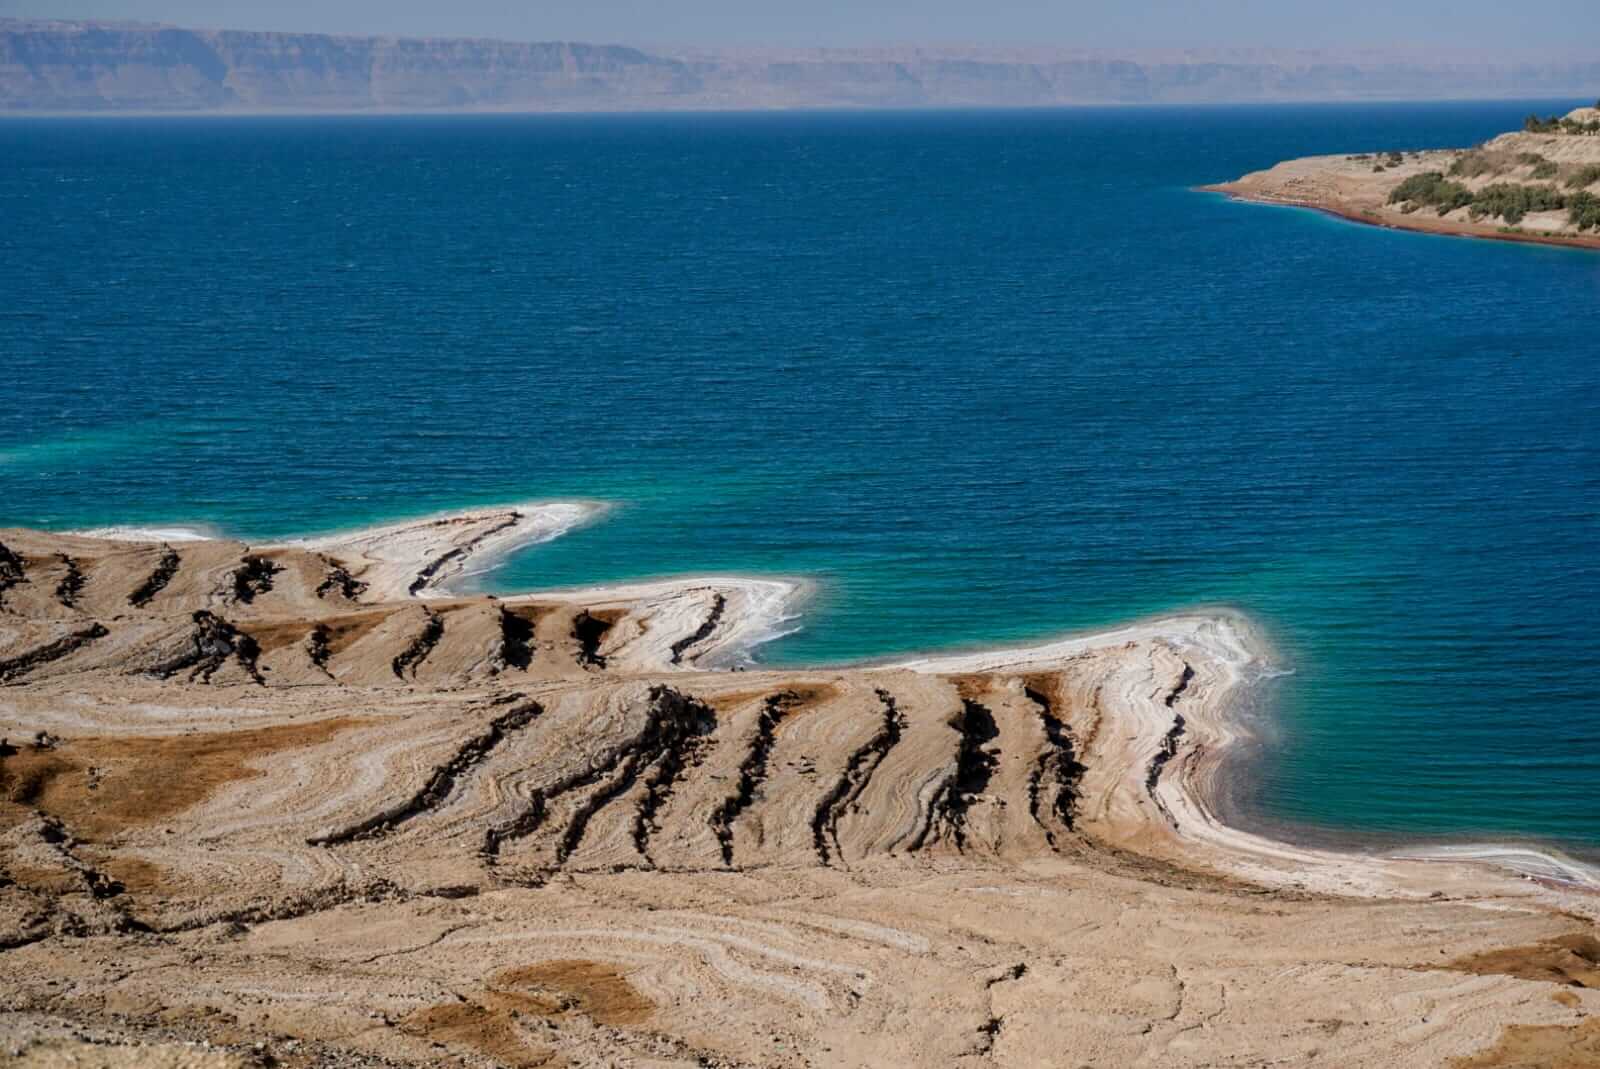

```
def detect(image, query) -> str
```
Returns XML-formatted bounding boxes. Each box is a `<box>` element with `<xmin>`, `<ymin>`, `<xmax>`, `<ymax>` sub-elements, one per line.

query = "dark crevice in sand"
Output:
<box><xmin>406</xmin><ymin>513</ymin><xmax>521</xmax><ymax>597</ymax></box>
<box><xmin>572</xmin><ymin>610</ymin><xmax>614</xmax><ymax>669</ymax></box>
<box><xmin>305</xmin><ymin>623</ymin><xmax>333</xmax><ymax>675</ymax></box>
<box><xmin>0</xmin><ymin>541</ymin><xmax>27</xmax><ymax>608</ymax></box>
<box><xmin>35</xmin><ymin>814</ymin><xmax>125</xmax><ymax>900</ymax></box>
<box><xmin>0</xmin><ymin>923</ymin><xmax>55</xmax><ymax>953</ymax></box>
<box><xmin>1024</xmin><ymin>683</ymin><xmax>1087</xmax><ymax>846</ymax></box>
<box><xmin>127</xmin><ymin>546</ymin><xmax>180</xmax><ymax>608</ymax></box>
<box><xmin>391</xmin><ymin>608</ymin><xmax>444</xmax><ymax>680</ymax></box>
<box><xmin>985</xmin><ymin>963</ymin><xmax>1028</xmax><ymax>987</ymax></box>
<box><xmin>976</xmin><ymin>1015</ymin><xmax>1004</xmax><ymax>1055</ymax></box>
<box><xmin>144</xmin><ymin>878</ymin><xmax>474</xmax><ymax>936</ymax></box>
<box><xmin>1166</xmin><ymin>663</ymin><xmax>1195</xmax><ymax>708</ymax></box>
<box><xmin>0</xmin><ymin>812</ymin><xmax>154</xmax><ymax>951</ymax></box>
<box><xmin>0</xmin><ymin>624</ymin><xmax>109</xmax><ymax>684</ymax></box>
<box><xmin>813</xmin><ymin>688</ymin><xmax>905</xmax><ymax>865</ymax></box>
<box><xmin>146</xmin><ymin>611</ymin><xmax>263</xmax><ymax>685</ymax></box>
<box><xmin>228</xmin><ymin>554</ymin><xmax>282</xmax><ymax>605</ymax></box>
<box><xmin>315</xmin><ymin>556</ymin><xmax>367</xmax><ymax>601</ymax></box>
<box><xmin>1147</xmin><ymin>715</ymin><xmax>1187</xmax><ymax>792</ymax></box>
<box><xmin>917</xmin><ymin>698</ymin><xmax>999</xmax><ymax>852</ymax></box>
<box><xmin>53</xmin><ymin>554</ymin><xmax>85</xmax><ymax>609</ymax></box>
<box><xmin>556</xmin><ymin>687</ymin><xmax>712</xmax><ymax>866</ymax></box>
<box><xmin>481</xmin><ymin>686</ymin><xmax>713</xmax><ymax>868</ymax></box>
<box><xmin>496</xmin><ymin>606</ymin><xmax>535</xmax><ymax>672</ymax></box>
<box><xmin>669</xmin><ymin>592</ymin><xmax>726</xmax><ymax>665</ymax></box>
<box><xmin>1146</xmin><ymin>662</ymin><xmax>1195</xmax><ymax>798</ymax></box>
<box><xmin>309</xmin><ymin>700</ymin><xmax>544</xmax><ymax>846</ymax></box>
<box><xmin>710</xmin><ymin>690</ymin><xmax>799</xmax><ymax>867</ymax></box>
<box><xmin>631</xmin><ymin>691</ymin><xmax>717</xmax><ymax>865</ymax></box>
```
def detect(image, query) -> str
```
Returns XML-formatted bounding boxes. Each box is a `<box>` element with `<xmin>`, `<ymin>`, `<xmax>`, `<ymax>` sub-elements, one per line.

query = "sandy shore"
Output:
<box><xmin>2</xmin><ymin>506</ymin><xmax>1597</xmax><ymax>1067</ymax></box>
<box><xmin>1204</xmin><ymin>176</ymin><xmax>1600</xmax><ymax>251</ymax></box>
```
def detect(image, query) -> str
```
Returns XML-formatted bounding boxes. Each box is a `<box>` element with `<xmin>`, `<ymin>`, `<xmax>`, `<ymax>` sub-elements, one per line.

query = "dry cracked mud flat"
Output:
<box><xmin>1</xmin><ymin>507</ymin><xmax>1597</xmax><ymax>1068</ymax></box>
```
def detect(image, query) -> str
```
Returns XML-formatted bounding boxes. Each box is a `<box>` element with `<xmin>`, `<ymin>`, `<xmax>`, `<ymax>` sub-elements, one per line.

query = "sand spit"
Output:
<box><xmin>1</xmin><ymin>508</ymin><xmax>1598</xmax><ymax>1068</ymax></box>
<box><xmin>1205</xmin><ymin>106</ymin><xmax>1600</xmax><ymax>251</ymax></box>
<box><xmin>286</xmin><ymin>501</ymin><xmax>606</xmax><ymax>600</ymax></box>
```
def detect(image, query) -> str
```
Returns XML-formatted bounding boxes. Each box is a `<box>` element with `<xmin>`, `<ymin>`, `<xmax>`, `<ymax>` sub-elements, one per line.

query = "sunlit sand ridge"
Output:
<box><xmin>1</xmin><ymin>506</ymin><xmax>1596</xmax><ymax>1067</ymax></box>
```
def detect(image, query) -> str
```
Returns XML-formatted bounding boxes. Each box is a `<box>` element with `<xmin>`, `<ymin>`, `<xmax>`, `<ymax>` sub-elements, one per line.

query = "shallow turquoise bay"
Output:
<box><xmin>2</xmin><ymin>102</ymin><xmax>1597</xmax><ymax>856</ymax></box>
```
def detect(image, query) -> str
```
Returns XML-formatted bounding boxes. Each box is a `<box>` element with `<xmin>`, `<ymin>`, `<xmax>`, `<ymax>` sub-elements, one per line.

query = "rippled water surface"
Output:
<box><xmin>2</xmin><ymin>102</ymin><xmax>1597</xmax><ymax>855</ymax></box>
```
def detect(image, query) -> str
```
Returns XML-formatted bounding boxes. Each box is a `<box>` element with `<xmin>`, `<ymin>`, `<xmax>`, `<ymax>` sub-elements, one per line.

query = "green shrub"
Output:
<box><xmin>1531</xmin><ymin>161</ymin><xmax>1559</xmax><ymax>179</ymax></box>
<box><xmin>1524</xmin><ymin>113</ymin><xmax>1600</xmax><ymax>135</ymax></box>
<box><xmin>1467</xmin><ymin>183</ymin><xmax>1566</xmax><ymax>225</ymax></box>
<box><xmin>1565</xmin><ymin>164</ymin><xmax>1600</xmax><ymax>189</ymax></box>
<box><xmin>1448</xmin><ymin>152</ymin><xmax>1498</xmax><ymax>178</ymax></box>
<box><xmin>1388</xmin><ymin>172</ymin><xmax>1474</xmax><ymax>214</ymax></box>
<box><xmin>1569</xmin><ymin>191</ymin><xmax>1600</xmax><ymax>231</ymax></box>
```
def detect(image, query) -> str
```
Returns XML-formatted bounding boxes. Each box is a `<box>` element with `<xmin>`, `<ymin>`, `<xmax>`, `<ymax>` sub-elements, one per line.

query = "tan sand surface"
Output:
<box><xmin>1</xmin><ymin>509</ymin><xmax>1597</xmax><ymax>1067</ymax></box>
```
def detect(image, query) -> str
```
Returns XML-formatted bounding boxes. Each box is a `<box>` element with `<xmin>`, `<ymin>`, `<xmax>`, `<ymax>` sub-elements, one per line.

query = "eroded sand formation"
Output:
<box><xmin>1206</xmin><ymin>105</ymin><xmax>1600</xmax><ymax>250</ymax></box>
<box><xmin>1</xmin><ymin>505</ymin><xmax>1597</xmax><ymax>1067</ymax></box>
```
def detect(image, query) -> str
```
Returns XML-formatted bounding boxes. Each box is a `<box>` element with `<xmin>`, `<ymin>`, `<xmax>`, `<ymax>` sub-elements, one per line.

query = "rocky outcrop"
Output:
<box><xmin>145</xmin><ymin>610</ymin><xmax>262</xmax><ymax>684</ymax></box>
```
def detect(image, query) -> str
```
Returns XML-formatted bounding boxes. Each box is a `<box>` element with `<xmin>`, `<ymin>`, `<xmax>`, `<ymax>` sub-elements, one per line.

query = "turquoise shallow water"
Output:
<box><xmin>1</xmin><ymin>102</ymin><xmax>1597</xmax><ymax>857</ymax></box>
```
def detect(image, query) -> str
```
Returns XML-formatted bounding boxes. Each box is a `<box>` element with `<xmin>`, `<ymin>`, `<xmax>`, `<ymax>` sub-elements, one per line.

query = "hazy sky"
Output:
<box><xmin>5</xmin><ymin>0</ymin><xmax>1598</xmax><ymax>51</ymax></box>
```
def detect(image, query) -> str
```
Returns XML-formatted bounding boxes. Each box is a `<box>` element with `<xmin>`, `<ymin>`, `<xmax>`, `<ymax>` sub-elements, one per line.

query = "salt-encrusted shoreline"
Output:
<box><xmin>5</xmin><ymin>506</ymin><xmax>1599</xmax><ymax>1066</ymax></box>
<box><xmin>45</xmin><ymin>502</ymin><xmax>1600</xmax><ymax>904</ymax></box>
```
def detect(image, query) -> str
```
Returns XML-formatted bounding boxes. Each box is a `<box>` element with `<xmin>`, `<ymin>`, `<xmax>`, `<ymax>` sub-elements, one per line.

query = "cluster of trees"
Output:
<box><xmin>1449</xmin><ymin>152</ymin><xmax>1499</xmax><ymax>178</ymax></box>
<box><xmin>1388</xmin><ymin>172</ymin><xmax>1475</xmax><ymax>214</ymax></box>
<box><xmin>1566</xmin><ymin>164</ymin><xmax>1600</xmax><ymax>189</ymax></box>
<box><xmin>1467</xmin><ymin>182</ymin><xmax>1566</xmax><ymax>224</ymax></box>
<box><xmin>1388</xmin><ymin>172</ymin><xmax>1600</xmax><ymax>230</ymax></box>
<box><xmin>1364</xmin><ymin>149</ymin><xmax>1409</xmax><ymax>172</ymax></box>
<box><xmin>1570</xmin><ymin>192</ymin><xmax>1600</xmax><ymax>231</ymax></box>
<box><xmin>1513</xmin><ymin>153</ymin><xmax>1560</xmax><ymax>179</ymax></box>
<box><xmin>1450</xmin><ymin>151</ymin><xmax>1561</xmax><ymax>180</ymax></box>
<box><xmin>1523</xmin><ymin>113</ymin><xmax>1600</xmax><ymax>135</ymax></box>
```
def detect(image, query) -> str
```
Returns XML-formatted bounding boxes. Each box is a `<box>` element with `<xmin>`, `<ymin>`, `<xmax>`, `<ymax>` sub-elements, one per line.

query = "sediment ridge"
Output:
<box><xmin>1</xmin><ymin>502</ymin><xmax>1596</xmax><ymax>1067</ymax></box>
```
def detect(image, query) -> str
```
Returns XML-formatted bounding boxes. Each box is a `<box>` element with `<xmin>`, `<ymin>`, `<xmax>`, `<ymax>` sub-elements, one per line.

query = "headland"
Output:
<box><xmin>1206</xmin><ymin>105</ymin><xmax>1600</xmax><ymax>250</ymax></box>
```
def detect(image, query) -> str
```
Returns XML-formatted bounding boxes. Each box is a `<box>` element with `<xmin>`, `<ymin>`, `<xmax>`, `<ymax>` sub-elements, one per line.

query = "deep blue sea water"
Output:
<box><xmin>2</xmin><ymin>102</ymin><xmax>1597</xmax><ymax>857</ymax></box>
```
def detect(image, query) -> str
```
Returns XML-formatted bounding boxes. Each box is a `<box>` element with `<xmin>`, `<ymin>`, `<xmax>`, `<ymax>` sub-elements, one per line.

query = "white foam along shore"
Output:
<box><xmin>58</xmin><ymin>504</ymin><xmax>1600</xmax><ymax>901</ymax></box>
<box><xmin>65</xmin><ymin>524</ymin><xmax>217</xmax><ymax>543</ymax></box>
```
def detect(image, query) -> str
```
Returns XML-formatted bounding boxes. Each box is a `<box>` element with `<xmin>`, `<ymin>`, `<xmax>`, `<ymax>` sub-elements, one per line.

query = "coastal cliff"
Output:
<box><xmin>4</xmin><ymin>19</ymin><xmax>1600</xmax><ymax>112</ymax></box>
<box><xmin>1208</xmin><ymin>105</ymin><xmax>1600</xmax><ymax>249</ymax></box>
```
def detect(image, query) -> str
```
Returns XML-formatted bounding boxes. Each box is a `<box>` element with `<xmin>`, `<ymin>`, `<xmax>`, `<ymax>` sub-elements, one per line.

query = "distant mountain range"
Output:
<box><xmin>3</xmin><ymin>19</ymin><xmax>1597</xmax><ymax>113</ymax></box>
